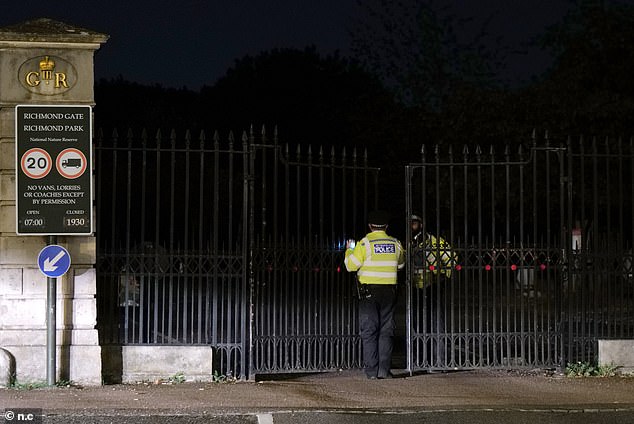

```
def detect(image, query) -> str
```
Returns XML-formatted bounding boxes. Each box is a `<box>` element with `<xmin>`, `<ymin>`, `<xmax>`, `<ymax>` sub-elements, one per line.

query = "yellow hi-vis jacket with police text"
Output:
<box><xmin>344</xmin><ymin>230</ymin><xmax>405</xmax><ymax>285</ymax></box>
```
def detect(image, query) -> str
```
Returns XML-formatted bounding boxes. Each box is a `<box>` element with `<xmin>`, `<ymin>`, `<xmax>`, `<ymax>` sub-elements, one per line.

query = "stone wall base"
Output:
<box><xmin>102</xmin><ymin>345</ymin><xmax>214</xmax><ymax>383</ymax></box>
<box><xmin>1</xmin><ymin>342</ymin><xmax>101</xmax><ymax>385</ymax></box>
<box><xmin>598</xmin><ymin>339</ymin><xmax>634</xmax><ymax>373</ymax></box>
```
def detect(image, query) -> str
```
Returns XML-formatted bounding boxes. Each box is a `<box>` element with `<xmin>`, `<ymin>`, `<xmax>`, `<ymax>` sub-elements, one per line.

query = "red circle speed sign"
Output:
<box><xmin>21</xmin><ymin>148</ymin><xmax>52</xmax><ymax>179</ymax></box>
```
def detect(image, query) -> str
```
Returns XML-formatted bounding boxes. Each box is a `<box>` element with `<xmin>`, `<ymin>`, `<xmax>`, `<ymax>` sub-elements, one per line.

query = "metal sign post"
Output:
<box><xmin>46</xmin><ymin>236</ymin><xmax>56</xmax><ymax>386</ymax></box>
<box><xmin>37</xmin><ymin>241</ymin><xmax>72</xmax><ymax>386</ymax></box>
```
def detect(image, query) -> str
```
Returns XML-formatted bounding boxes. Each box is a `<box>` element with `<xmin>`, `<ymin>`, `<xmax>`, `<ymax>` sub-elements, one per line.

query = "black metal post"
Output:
<box><xmin>46</xmin><ymin>235</ymin><xmax>57</xmax><ymax>387</ymax></box>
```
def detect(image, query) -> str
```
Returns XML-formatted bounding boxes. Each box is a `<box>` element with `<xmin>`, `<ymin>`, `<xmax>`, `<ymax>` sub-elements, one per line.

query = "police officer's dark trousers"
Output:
<box><xmin>358</xmin><ymin>284</ymin><xmax>397</xmax><ymax>378</ymax></box>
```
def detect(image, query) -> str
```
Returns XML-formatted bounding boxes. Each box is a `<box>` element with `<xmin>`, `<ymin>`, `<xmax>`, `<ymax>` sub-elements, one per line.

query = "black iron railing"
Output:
<box><xmin>97</xmin><ymin>128</ymin><xmax>633</xmax><ymax>379</ymax></box>
<box><xmin>95</xmin><ymin>127</ymin><xmax>379</xmax><ymax>379</ymax></box>
<box><xmin>405</xmin><ymin>135</ymin><xmax>634</xmax><ymax>371</ymax></box>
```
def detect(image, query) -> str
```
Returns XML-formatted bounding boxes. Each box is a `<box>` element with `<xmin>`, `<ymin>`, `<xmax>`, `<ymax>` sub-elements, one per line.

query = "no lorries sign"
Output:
<box><xmin>15</xmin><ymin>105</ymin><xmax>93</xmax><ymax>235</ymax></box>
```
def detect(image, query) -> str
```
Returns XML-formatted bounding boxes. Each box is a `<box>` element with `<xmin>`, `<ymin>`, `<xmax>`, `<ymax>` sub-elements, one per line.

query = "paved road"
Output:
<box><xmin>3</xmin><ymin>370</ymin><xmax>634</xmax><ymax>423</ymax></box>
<box><xmin>29</xmin><ymin>409</ymin><xmax>634</xmax><ymax>424</ymax></box>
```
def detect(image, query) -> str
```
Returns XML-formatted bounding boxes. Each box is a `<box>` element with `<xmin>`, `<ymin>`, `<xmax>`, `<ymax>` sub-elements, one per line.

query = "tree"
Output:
<box><xmin>94</xmin><ymin>76</ymin><xmax>202</xmax><ymax>133</ymax></box>
<box><xmin>200</xmin><ymin>47</ymin><xmax>400</xmax><ymax>150</ymax></box>
<box><xmin>350</xmin><ymin>0</ymin><xmax>507</xmax><ymax>109</ymax></box>
<box><xmin>523</xmin><ymin>0</ymin><xmax>634</xmax><ymax>136</ymax></box>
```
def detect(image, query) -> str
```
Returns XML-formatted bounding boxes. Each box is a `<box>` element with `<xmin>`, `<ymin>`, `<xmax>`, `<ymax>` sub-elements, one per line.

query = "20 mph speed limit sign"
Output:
<box><xmin>15</xmin><ymin>105</ymin><xmax>93</xmax><ymax>235</ymax></box>
<box><xmin>20</xmin><ymin>148</ymin><xmax>53</xmax><ymax>179</ymax></box>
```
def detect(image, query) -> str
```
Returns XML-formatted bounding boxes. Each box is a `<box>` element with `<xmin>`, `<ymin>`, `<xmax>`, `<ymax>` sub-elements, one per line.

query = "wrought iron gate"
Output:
<box><xmin>95</xmin><ymin>127</ymin><xmax>379</xmax><ymax>379</ymax></box>
<box><xmin>405</xmin><ymin>136</ymin><xmax>634</xmax><ymax>371</ymax></box>
<box><xmin>97</xmin><ymin>128</ymin><xmax>632</xmax><ymax>379</ymax></box>
<box><xmin>249</xmin><ymin>142</ymin><xmax>380</xmax><ymax>374</ymax></box>
<box><xmin>96</xmin><ymin>128</ymin><xmax>252</xmax><ymax>379</ymax></box>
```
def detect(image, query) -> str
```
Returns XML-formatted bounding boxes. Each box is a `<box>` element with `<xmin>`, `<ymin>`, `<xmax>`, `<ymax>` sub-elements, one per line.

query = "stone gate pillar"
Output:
<box><xmin>0</xmin><ymin>18</ymin><xmax>108</xmax><ymax>385</ymax></box>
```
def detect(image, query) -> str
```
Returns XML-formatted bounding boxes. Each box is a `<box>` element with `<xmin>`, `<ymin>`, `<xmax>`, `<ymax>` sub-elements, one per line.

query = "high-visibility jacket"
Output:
<box><xmin>413</xmin><ymin>233</ymin><xmax>457</xmax><ymax>289</ymax></box>
<box><xmin>344</xmin><ymin>230</ymin><xmax>405</xmax><ymax>285</ymax></box>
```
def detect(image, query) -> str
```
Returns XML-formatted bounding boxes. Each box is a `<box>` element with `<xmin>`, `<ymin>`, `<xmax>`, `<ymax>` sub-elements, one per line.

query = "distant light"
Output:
<box><xmin>485</xmin><ymin>264</ymin><xmax>491</xmax><ymax>271</ymax></box>
<box><xmin>292</xmin><ymin>265</ymin><xmax>298</xmax><ymax>272</ymax></box>
<box><xmin>313</xmin><ymin>267</ymin><xmax>320</xmax><ymax>273</ymax></box>
<box><xmin>455</xmin><ymin>264</ymin><xmax>462</xmax><ymax>271</ymax></box>
<box><xmin>429</xmin><ymin>265</ymin><xmax>435</xmax><ymax>271</ymax></box>
<box><xmin>337</xmin><ymin>266</ymin><xmax>341</xmax><ymax>273</ymax></box>
<box><xmin>267</xmin><ymin>265</ymin><xmax>273</xmax><ymax>273</ymax></box>
<box><xmin>511</xmin><ymin>264</ymin><xmax>517</xmax><ymax>271</ymax></box>
<box><xmin>540</xmin><ymin>264</ymin><xmax>546</xmax><ymax>271</ymax></box>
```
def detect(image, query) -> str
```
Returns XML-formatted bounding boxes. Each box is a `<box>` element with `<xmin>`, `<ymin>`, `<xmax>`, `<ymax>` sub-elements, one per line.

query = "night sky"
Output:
<box><xmin>1</xmin><ymin>0</ymin><xmax>595</xmax><ymax>90</ymax></box>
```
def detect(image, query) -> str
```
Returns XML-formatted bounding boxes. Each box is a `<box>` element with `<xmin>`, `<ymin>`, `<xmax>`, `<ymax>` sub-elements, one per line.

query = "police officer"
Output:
<box><xmin>411</xmin><ymin>214</ymin><xmax>425</xmax><ymax>246</ymax></box>
<box><xmin>410</xmin><ymin>214</ymin><xmax>457</xmax><ymax>368</ymax></box>
<box><xmin>344</xmin><ymin>210</ymin><xmax>405</xmax><ymax>379</ymax></box>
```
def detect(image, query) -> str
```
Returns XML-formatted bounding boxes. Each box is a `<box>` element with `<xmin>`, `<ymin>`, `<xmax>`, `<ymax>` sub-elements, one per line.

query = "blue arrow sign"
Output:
<box><xmin>38</xmin><ymin>245</ymin><xmax>71</xmax><ymax>278</ymax></box>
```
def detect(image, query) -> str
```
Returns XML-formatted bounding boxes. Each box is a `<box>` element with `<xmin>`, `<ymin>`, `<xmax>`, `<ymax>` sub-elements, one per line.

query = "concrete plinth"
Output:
<box><xmin>598</xmin><ymin>339</ymin><xmax>634</xmax><ymax>374</ymax></box>
<box><xmin>102</xmin><ymin>346</ymin><xmax>214</xmax><ymax>383</ymax></box>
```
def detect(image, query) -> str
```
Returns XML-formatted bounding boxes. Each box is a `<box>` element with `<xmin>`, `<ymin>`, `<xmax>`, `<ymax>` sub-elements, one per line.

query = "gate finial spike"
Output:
<box><xmin>462</xmin><ymin>144</ymin><xmax>469</xmax><ymax>156</ymax></box>
<box><xmin>260</xmin><ymin>125</ymin><xmax>267</xmax><ymax>145</ymax></box>
<box><xmin>531</xmin><ymin>128</ymin><xmax>536</xmax><ymax>140</ymax></box>
<box><xmin>213</xmin><ymin>130</ymin><xmax>220</xmax><ymax>144</ymax></box>
<box><xmin>489</xmin><ymin>145</ymin><xmax>494</xmax><ymax>156</ymax></box>
<box><xmin>242</xmin><ymin>130</ymin><xmax>248</xmax><ymax>144</ymax></box>
<box><xmin>319</xmin><ymin>145</ymin><xmax>324</xmax><ymax>160</ymax></box>
<box><xmin>155</xmin><ymin>128</ymin><xmax>162</xmax><ymax>143</ymax></box>
<box><xmin>170</xmin><ymin>128</ymin><xmax>177</xmax><ymax>141</ymax></box>
<box><xmin>126</xmin><ymin>128</ymin><xmax>133</xmax><ymax>140</ymax></box>
<box><xmin>198</xmin><ymin>129</ymin><xmax>205</xmax><ymax>143</ymax></box>
<box><xmin>228</xmin><ymin>130</ymin><xmax>235</xmax><ymax>145</ymax></box>
<box><xmin>475</xmin><ymin>144</ymin><xmax>482</xmax><ymax>156</ymax></box>
<box><xmin>185</xmin><ymin>129</ymin><xmax>191</xmax><ymax>147</ymax></box>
